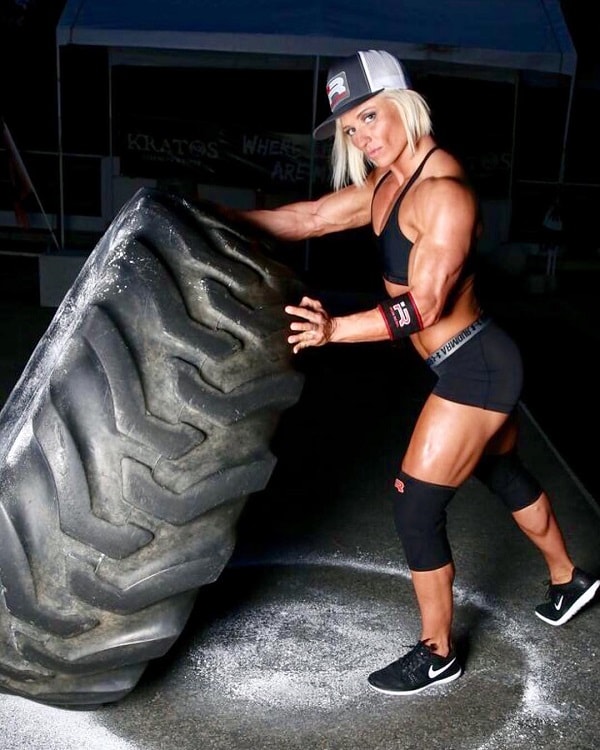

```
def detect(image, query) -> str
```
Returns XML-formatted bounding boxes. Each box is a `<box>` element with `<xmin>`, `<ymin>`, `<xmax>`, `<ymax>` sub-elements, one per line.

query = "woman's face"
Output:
<box><xmin>339</xmin><ymin>95</ymin><xmax>407</xmax><ymax>167</ymax></box>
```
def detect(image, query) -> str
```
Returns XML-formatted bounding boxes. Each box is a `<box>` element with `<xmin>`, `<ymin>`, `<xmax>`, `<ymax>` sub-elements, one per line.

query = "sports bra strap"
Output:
<box><xmin>372</xmin><ymin>145</ymin><xmax>439</xmax><ymax>206</ymax></box>
<box><xmin>395</xmin><ymin>146</ymin><xmax>439</xmax><ymax>201</ymax></box>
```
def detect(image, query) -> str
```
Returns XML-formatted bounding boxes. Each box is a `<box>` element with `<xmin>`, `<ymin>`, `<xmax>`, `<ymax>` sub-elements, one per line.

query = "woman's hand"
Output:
<box><xmin>284</xmin><ymin>296</ymin><xmax>336</xmax><ymax>354</ymax></box>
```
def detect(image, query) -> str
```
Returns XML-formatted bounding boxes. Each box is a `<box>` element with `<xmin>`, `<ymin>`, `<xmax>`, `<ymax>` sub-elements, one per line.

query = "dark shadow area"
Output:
<box><xmin>231</xmin><ymin>337</ymin><xmax>431</xmax><ymax>563</ymax></box>
<box><xmin>476</xmin><ymin>252</ymin><xmax>600</xmax><ymax>502</ymax></box>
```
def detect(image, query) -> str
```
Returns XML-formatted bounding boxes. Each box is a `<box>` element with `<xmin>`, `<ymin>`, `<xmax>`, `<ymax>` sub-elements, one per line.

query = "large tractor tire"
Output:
<box><xmin>0</xmin><ymin>188</ymin><xmax>304</xmax><ymax>708</ymax></box>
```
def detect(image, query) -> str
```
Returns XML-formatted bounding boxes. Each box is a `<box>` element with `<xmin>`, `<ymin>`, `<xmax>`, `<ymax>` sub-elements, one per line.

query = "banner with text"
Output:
<box><xmin>119</xmin><ymin>117</ymin><xmax>332</xmax><ymax>193</ymax></box>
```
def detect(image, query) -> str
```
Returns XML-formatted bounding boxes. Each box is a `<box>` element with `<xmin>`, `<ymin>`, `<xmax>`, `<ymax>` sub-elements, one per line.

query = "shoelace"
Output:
<box><xmin>544</xmin><ymin>578</ymin><xmax>572</xmax><ymax>600</ymax></box>
<box><xmin>399</xmin><ymin>642</ymin><xmax>432</xmax><ymax>683</ymax></box>
<box><xmin>542</xmin><ymin>579</ymin><xmax>555</xmax><ymax>600</ymax></box>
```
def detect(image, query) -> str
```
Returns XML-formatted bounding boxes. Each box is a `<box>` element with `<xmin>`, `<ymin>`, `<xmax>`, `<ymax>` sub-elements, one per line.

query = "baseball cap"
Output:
<box><xmin>313</xmin><ymin>50</ymin><xmax>412</xmax><ymax>140</ymax></box>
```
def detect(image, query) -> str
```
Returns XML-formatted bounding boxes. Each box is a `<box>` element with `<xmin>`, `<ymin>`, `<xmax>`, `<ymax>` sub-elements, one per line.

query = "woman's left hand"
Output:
<box><xmin>285</xmin><ymin>296</ymin><xmax>336</xmax><ymax>354</ymax></box>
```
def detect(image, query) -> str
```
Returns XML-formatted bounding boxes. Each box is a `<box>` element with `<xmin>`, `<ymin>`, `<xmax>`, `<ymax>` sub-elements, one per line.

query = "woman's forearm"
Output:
<box><xmin>239</xmin><ymin>206</ymin><xmax>318</xmax><ymax>242</ymax></box>
<box><xmin>329</xmin><ymin>308</ymin><xmax>390</xmax><ymax>344</ymax></box>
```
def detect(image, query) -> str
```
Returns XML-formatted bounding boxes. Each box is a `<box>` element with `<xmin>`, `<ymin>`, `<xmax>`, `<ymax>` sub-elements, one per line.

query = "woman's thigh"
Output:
<box><xmin>401</xmin><ymin>394</ymin><xmax>511</xmax><ymax>486</ymax></box>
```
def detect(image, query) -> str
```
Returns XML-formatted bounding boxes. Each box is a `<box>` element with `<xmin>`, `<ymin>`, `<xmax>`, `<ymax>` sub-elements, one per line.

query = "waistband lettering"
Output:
<box><xmin>426</xmin><ymin>317</ymin><xmax>490</xmax><ymax>368</ymax></box>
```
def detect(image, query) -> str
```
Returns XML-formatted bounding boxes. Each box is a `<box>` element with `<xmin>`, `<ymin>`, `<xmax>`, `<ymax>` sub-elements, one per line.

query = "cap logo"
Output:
<box><xmin>326</xmin><ymin>72</ymin><xmax>349</xmax><ymax>112</ymax></box>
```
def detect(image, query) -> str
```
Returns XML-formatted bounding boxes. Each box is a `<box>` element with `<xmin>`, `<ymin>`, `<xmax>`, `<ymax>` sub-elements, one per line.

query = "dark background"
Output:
<box><xmin>1</xmin><ymin>1</ymin><xmax>599</xmax><ymax>503</ymax></box>
<box><xmin>1</xmin><ymin>1</ymin><xmax>599</xmax><ymax>237</ymax></box>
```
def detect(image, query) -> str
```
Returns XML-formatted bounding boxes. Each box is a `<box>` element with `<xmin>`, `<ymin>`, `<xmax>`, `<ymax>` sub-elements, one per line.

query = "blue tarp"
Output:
<box><xmin>52</xmin><ymin>0</ymin><xmax>577</xmax><ymax>249</ymax></box>
<box><xmin>57</xmin><ymin>0</ymin><xmax>576</xmax><ymax>76</ymax></box>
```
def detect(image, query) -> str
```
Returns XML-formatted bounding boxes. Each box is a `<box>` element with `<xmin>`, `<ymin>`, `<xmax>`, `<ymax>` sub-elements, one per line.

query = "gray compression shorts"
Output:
<box><xmin>427</xmin><ymin>318</ymin><xmax>523</xmax><ymax>414</ymax></box>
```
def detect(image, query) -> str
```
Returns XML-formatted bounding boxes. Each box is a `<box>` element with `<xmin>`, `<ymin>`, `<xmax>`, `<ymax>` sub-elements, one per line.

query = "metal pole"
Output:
<box><xmin>108</xmin><ymin>49</ymin><xmax>114</xmax><ymax>220</ymax></box>
<box><xmin>55</xmin><ymin>41</ymin><xmax>65</xmax><ymax>251</ymax></box>
<box><xmin>305</xmin><ymin>54</ymin><xmax>321</xmax><ymax>272</ymax></box>
<box><xmin>507</xmin><ymin>71</ymin><xmax>519</xmax><ymax>236</ymax></box>
<box><xmin>558</xmin><ymin>65</ymin><xmax>577</xmax><ymax>185</ymax></box>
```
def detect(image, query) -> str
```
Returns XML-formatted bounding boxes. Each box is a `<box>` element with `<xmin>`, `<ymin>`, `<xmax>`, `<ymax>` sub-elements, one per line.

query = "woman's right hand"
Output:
<box><xmin>285</xmin><ymin>296</ymin><xmax>336</xmax><ymax>354</ymax></box>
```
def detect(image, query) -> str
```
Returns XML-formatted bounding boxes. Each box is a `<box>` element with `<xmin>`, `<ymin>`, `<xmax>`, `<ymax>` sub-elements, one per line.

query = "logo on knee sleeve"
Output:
<box><xmin>394</xmin><ymin>478</ymin><xmax>405</xmax><ymax>493</ymax></box>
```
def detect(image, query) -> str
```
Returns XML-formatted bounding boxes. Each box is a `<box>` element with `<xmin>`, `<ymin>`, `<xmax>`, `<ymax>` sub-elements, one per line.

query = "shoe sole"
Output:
<box><xmin>535</xmin><ymin>579</ymin><xmax>600</xmax><ymax>626</ymax></box>
<box><xmin>367</xmin><ymin>667</ymin><xmax>462</xmax><ymax>696</ymax></box>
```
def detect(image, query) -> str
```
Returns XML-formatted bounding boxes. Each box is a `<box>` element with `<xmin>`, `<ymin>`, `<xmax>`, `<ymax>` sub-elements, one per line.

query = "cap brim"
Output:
<box><xmin>313</xmin><ymin>89</ymin><xmax>384</xmax><ymax>140</ymax></box>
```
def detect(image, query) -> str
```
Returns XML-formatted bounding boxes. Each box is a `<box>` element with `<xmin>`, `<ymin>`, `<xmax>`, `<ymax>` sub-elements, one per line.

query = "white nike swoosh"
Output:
<box><xmin>554</xmin><ymin>595</ymin><xmax>564</xmax><ymax>611</ymax></box>
<box><xmin>428</xmin><ymin>658</ymin><xmax>457</xmax><ymax>679</ymax></box>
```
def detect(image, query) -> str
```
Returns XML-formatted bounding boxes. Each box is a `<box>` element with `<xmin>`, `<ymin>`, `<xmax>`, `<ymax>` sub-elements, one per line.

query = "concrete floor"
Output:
<box><xmin>0</xmin><ymin>315</ymin><xmax>598</xmax><ymax>750</ymax></box>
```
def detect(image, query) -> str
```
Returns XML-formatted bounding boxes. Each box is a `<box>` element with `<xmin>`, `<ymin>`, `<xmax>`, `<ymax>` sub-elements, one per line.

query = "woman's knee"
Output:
<box><xmin>392</xmin><ymin>470</ymin><xmax>457</xmax><ymax>571</ymax></box>
<box><xmin>474</xmin><ymin>450</ymin><xmax>542</xmax><ymax>512</ymax></box>
<box><xmin>512</xmin><ymin>493</ymin><xmax>551</xmax><ymax>535</ymax></box>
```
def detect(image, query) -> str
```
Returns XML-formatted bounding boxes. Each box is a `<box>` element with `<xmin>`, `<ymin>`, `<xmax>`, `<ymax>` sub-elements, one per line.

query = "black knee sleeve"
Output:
<box><xmin>474</xmin><ymin>451</ymin><xmax>542</xmax><ymax>512</ymax></box>
<box><xmin>392</xmin><ymin>471</ymin><xmax>456</xmax><ymax>571</ymax></box>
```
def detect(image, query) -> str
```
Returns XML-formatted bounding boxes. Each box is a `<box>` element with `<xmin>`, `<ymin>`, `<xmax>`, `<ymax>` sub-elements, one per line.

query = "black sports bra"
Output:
<box><xmin>372</xmin><ymin>146</ymin><xmax>439</xmax><ymax>285</ymax></box>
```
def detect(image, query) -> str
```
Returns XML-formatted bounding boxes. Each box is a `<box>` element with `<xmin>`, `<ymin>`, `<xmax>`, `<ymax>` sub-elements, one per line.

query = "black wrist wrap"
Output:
<box><xmin>378</xmin><ymin>292</ymin><xmax>424</xmax><ymax>340</ymax></box>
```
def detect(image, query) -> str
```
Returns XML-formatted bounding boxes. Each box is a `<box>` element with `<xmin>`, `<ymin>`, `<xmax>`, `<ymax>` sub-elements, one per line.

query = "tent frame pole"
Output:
<box><xmin>55</xmin><ymin>42</ymin><xmax>65</xmax><ymax>251</ymax></box>
<box><xmin>305</xmin><ymin>54</ymin><xmax>321</xmax><ymax>272</ymax></box>
<box><xmin>559</xmin><ymin>63</ymin><xmax>577</xmax><ymax>186</ymax></box>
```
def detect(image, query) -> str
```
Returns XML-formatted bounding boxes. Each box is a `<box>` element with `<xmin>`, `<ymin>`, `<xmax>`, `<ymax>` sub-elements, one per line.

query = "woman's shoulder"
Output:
<box><xmin>418</xmin><ymin>148</ymin><xmax>473</xmax><ymax>197</ymax></box>
<box><xmin>412</xmin><ymin>159</ymin><xmax>478</xmax><ymax>228</ymax></box>
<box><xmin>415</xmin><ymin>174</ymin><xmax>478</xmax><ymax>220</ymax></box>
<box><xmin>428</xmin><ymin>146</ymin><xmax>467</xmax><ymax>177</ymax></box>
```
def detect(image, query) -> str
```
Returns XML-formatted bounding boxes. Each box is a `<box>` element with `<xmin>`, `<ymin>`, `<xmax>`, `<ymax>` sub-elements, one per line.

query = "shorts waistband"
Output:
<box><xmin>426</xmin><ymin>316</ymin><xmax>491</xmax><ymax>368</ymax></box>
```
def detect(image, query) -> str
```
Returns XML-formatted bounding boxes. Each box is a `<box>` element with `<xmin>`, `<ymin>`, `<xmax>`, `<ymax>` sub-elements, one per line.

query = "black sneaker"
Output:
<box><xmin>367</xmin><ymin>641</ymin><xmax>462</xmax><ymax>695</ymax></box>
<box><xmin>535</xmin><ymin>567</ymin><xmax>600</xmax><ymax>626</ymax></box>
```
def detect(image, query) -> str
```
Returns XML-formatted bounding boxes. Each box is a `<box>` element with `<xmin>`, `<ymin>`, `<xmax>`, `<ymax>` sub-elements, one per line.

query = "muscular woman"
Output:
<box><xmin>232</xmin><ymin>50</ymin><xmax>599</xmax><ymax>695</ymax></box>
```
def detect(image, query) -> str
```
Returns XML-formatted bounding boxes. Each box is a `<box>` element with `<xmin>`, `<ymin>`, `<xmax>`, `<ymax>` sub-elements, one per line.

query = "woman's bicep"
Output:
<box><xmin>409</xmin><ymin>182</ymin><xmax>477</xmax><ymax>319</ymax></box>
<box><xmin>313</xmin><ymin>183</ymin><xmax>373</xmax><ymax>233</ymax></box>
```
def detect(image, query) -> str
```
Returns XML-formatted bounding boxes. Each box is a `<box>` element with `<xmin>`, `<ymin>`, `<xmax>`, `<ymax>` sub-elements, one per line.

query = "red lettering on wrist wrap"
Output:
<box><xmin>378</xmin><ymin>292</ymin><xmax>424</xmax><ymax>340</ymax></box>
